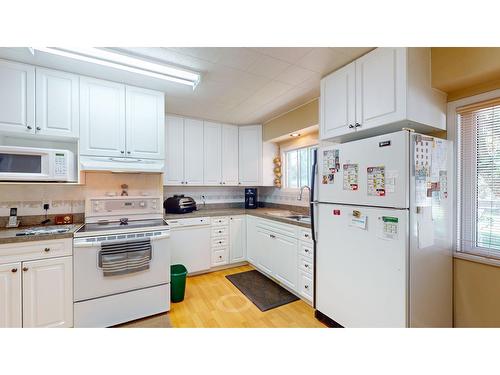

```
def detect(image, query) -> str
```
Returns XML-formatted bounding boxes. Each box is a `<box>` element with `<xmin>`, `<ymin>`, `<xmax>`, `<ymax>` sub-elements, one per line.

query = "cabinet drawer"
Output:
<box><xmin>212</xmin><ymin>226</ymin><xmax>228</xmax><ymax>237</ymax></box>
<box><xmin>299</xmin><ymin>228</ymin><xmax>313</xmax><ymax>242</ymax></box>
<box><xmin>299</xmin><ymin>272</ymin><xmax>313</xmax><ymax>299</ymax></box>
<box><xmin>255</xmin><ymin>217</ymin><xmax>298</xmax><ymax>238</ymax></box>
<box><xmin>212</xmin><ymin>248</ymin><xmax>228</xmax><ymax>266</ymax></box>
<box><xmin>212</xmin><ymin>237</ymin><xmax>228</xmax><ymax>248</ymax></box>
<box><xmin>298</xmin><ymin>241</ymin><xmax>314</xmax><ymax>259</ymax></box>
<box><xmin>298</xmin><ymin>256</ymin><xmax>313</xmax><ymax>275</ymax></box>
<box><xmin>0</xmin><ymin>238</ymin><xmax>72</xmax><ymax>264</ymax></box>
<box><xmin>212</xmin><ymin>217</ymin><xmax>229</xmax><ymax>226</ymax></box>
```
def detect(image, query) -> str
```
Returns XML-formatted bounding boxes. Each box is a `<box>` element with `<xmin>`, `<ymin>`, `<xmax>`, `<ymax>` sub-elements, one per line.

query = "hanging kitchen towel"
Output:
<box><xmin>100</xmin><ymin>238</ymin><xmax>152</xmax><ymax>276</ymax></box>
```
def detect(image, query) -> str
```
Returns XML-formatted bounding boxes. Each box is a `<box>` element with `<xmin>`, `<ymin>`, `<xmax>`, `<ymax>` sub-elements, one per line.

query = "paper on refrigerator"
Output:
<box><xmin>322</xmin><ymin>149</ymin><xmax>340</xmax><ymax>184</ymax></box>
<box><xmin>343</xmin><ymin>163</ymin><xmax>359</xmax><ymax>191</ymax></box>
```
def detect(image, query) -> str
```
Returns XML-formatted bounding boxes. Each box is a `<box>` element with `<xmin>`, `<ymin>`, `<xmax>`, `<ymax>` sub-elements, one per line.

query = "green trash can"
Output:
<box><xmin>171</xmin><ymin>264</ymin><xmax>188</xmax><ymax>302</ymax></box>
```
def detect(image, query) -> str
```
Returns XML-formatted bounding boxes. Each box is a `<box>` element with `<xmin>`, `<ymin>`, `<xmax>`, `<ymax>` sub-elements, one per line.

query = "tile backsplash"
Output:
<box><xmin>0</xmin><ymin>173</ymin><xmax>163</xmax><ymax>218</ymax></box>
<box><xmin>163</xmin><ymin>186</ymin><xmax>308</xmax><ymax>207</ymax></box>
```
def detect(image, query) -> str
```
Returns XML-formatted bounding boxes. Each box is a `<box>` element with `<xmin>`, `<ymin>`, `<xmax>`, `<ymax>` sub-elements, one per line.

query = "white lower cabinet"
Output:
<box><xmin>22</xmin><ymin>256</ymin><xmax>73</xmax><ymax>328</ymax></box>
<box><xmin>229</xmin><ymin>216</ymin><xmax>246</xmax><ymax>263</ymax></box>
<box><xmin>245</xmin><ymin>216</ymin><xmax>314</xmax><ymax>303</ymax></box>
<box><xmin>0</xmin><ymin>262</ymin><xmax>22</xmax><ymax>328</ymax></box>
<box><xmin>0</xmin><ymin>239</ymin><xmax>73</xmax><ymax>328</ymax></box>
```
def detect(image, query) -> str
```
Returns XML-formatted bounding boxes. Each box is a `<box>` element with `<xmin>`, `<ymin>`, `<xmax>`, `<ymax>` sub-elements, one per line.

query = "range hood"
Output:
<box><xmin>80</xmin><ymin>156</ymin><xmax>164</xmax><ymax>173</ymax></box>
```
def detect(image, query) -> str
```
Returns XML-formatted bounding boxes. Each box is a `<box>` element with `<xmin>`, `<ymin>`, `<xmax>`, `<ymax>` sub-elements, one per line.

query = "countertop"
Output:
<box><xmin>164</xmin><ymin>207</ymin><xmax>312</xmax><ymax>229</ymax></box>
<box><xmin>0</xmin><ymin>223</ymin><xmax>83</xmax><ymax>245</ymax></box>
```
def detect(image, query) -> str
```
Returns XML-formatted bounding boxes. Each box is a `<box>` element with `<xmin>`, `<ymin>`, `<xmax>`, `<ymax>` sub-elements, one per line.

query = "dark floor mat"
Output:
<box><xmin>226</xmin><ymin>270</ymin><xmax>299</xmax><ymax>311</ymax></box>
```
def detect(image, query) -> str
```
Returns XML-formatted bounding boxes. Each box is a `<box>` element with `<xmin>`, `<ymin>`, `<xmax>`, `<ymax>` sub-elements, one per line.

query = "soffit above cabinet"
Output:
<box><xmin>0</xmin><ymin>47</ymin><xmax>373</xmax><ymax>125</ymax></box>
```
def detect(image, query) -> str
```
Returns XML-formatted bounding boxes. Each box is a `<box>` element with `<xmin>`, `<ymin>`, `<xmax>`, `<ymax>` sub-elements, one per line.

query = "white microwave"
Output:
<box><xmin>0</xmin><ymin>146</ymin><xmax>76</xmax><ymax>182</ymax></box>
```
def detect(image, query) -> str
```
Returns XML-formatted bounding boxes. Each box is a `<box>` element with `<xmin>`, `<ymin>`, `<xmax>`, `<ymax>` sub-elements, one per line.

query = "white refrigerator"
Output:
<box><xmin>312</xmin><ymin>130</ymin><xmax>453</xmax><ymax>327</ymax></box>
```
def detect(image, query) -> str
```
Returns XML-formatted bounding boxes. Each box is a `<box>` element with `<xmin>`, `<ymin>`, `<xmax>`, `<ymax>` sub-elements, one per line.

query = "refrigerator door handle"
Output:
<box><xmin>310</xmin><ymin>149</ymin><xmax>318</xmax><ymax>243</ymax></box>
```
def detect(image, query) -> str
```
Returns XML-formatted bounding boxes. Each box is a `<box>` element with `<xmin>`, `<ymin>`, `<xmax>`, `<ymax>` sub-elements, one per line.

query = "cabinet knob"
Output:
<box><xmin>120</xmin><ymin>150</ymin><xmax>125</xmax><ymax>154</ymax></box>
<box><xmin>185</xmin><ymin>181</ymin><xmax>188</xmax><ymax>184</ymax></box>
<box><xmin>348</xmin><ymin>124</ymin><xmax>354</xmax><ymax>129</ymax></box>
<box><xmin>222</xmin><ymin>182</ymin><xmax>225</xmax><ymax>184</ymax></box>
<box><xmin>305</xmin><ymin>264</ymin><xmax>309</xmax><ymax>268</ymax></box>
<box><xmin>22</xmin><ymin>267</ymin><xmax>28</xmax><ymax>272</ymax></box>
<box><xmin>127</xmin><ymin>151</ymin><xmax>131</xmax><ymax>154</ymax></box>
<box><xmin>44</xmin><ymin>247</ymin><xmax>50</xmax><ymax>252</ymax></box>
<box><xmin>218</xmin><ymin>241</ymin><xmax>222</xmax><ymax>244</ymax></box>
<box><xmin>305</xmin><ymin>234</ymin><xmax>310</xmax><ymax>238</ymax></box>
<box><xmin>36</xmin><ymin>126</ymin><xmax>41</xmax><ymax>131</ymax></box>
<box><xmin>305</xmin><ymin>249</ymin><xmax>309</xmax><ymax>253</ymax></box>
<box><xmin>305</xmin><ymin>285</ymin><xmax>309</xmax><ymax>289</ymax></box>
<box><xmin>218</xmin><ymin>230</ymin><xmax>222</xmax><ymax>233</ymax></box>
<box><xmin>11</xmin><ymin>268</ymin><xmax>17</xmax><ymax>273</ymax></box>
<box><xmin>355</xmin><ymin>122</ymin><xmax>361</xmax><ymax>128</ymax></box>
<box><xmin>270</xmin><ymin>234</ymin><xmax>276</xmax><ymax>239</ymax></box>
<box><xmin>238</xmin><ymin>182</ymin><xmax>241</xmax><ymax>185</ymax></box>
<box><xmin>27</xmin><ymin>125</ymin><xmax>32</xmax><ymax>130</ymax></box>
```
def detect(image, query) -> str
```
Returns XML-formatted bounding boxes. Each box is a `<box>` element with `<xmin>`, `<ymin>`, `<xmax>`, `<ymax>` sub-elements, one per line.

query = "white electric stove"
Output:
<box><xmin>73</xmin><ymin>196</ymin><xmax>170</xmax><ymax>328</ymax></box>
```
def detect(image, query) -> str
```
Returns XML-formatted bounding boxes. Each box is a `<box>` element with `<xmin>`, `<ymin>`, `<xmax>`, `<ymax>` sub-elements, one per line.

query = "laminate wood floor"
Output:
<box><xmin>121</xmin><ymin>265</ymin><xmax>325</xmax><ymax>328</ymax></box>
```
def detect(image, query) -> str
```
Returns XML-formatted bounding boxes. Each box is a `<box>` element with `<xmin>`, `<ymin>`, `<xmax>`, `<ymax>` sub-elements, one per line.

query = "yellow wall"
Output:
<box><xmin>431</xmin><ymin>47</ymin><xmax>500</xmax><ymax>101</ymax></box>
<box><xmin>454</xmin><ymin>258</ymin><xmax>500</xmax><ymax>327</ymax></box>
<box><xmin>263</xmin><ymin>99</ymin><xmax>319</xmax><ymax>141</ymax></box>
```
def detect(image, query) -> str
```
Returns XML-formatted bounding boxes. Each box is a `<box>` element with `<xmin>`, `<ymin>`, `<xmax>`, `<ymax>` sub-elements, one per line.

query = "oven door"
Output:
<box><xmin>73</xmin><ymin>235</ymin><xmax>170</xmax><ymax>301</ymax></box>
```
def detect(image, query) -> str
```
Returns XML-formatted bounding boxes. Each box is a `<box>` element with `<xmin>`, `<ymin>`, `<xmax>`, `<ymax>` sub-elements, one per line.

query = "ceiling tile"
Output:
<box><xmin>275</xmin><ymin>65</ymin><xmax>320</xmax><ymax>86</ymax></box>
<box><xmin>168</xmin><ymin>47</ymin><xmax>223</xmax><ymax>63</ymax></box>
<box><xmin>246</xmin><ymin>54</ymin><xmax>290</xmax><ymax>79</ymax></box>
<box><xmin>252</xmin><ymin>47</ymin><xmax>313</xmax><ymax>64</ymax></box>
<box><xmin>296</xmin><ymin>48</ymin><xmax>352</xmax><ymax>75</ymax></box>
<box><xmin>216</xmin><ymin>48</ymin><xmax>260</xmax><ymax>70</ymax></box>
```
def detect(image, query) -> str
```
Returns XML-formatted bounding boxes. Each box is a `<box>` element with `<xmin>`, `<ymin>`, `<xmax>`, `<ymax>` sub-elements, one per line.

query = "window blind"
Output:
<box><xmin>458</xmin><ymin>98</ymin><xmax>500</xmax><ymax>259</ymax></box>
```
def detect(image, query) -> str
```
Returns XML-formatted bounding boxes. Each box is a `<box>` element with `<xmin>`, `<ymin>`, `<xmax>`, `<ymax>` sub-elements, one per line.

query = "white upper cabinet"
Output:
<box><xmin>320</xmin><ymin>62</ymin><xmax>356</xmax><ymax>139</ymax></box>
<box><xmin>0</xmin><ymin>262</ymin><xmax>22</xmax><ymax>328</ymax></box>
<box><xmin>355</xmin><ymin>47</ymin><xmax>406</xmax><ymax>131</ymax></box>
<box><xmin>0</xmin><ymin>60</ymin><xmax>35</xmax><ymax>134</ymax></box>
<box><xmin>164</xmin><ymin>115</ymin><xmax>185</xmax><ymax>185</ymax></box>
<box><xmin>203</xmin><ymin>121</ymin><xmax>222</xmax><ymax>185</ymax></box>
<box><xmin>22</xmin><ymin>256</ymin><xmax>73</xmax><ymax>328</ymax></box>
<box><xmin>221</xmin><ymin>124</ymin><xmax>239</xmax><ymax>185</ymax></box>
<box><xmin>125</xmin><ymin>86</ymin><xmax>165</xmax><ymax>159</ymax></box>
<box><xmin>238</xmin><ymin>125</ymin><xmax>262</xmax><ymax>186</ymax></box>
<box><xmin>79</xmin><ymin>77</ymin><xmax>126</xmax><ymax>157</ymax></box>
<box><xmin>320</xmin><ymin>47</ymin><xmax>446</xmax><ymax>142</ymax></box>
<box><xmin>35</xmin><ymin>67</ymin><xmax>79</xmax><ymax>138</ymax></box>
<box><xmin>183</xmin><ymin>118</ymin><xmax>204</xmax><ymax>185</ymax></box>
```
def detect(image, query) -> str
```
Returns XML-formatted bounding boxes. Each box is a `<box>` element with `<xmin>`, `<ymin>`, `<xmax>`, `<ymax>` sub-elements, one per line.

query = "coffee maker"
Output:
<box><xmin>245</xmin><ymin>188</ymin><xmax>258</xmax><ymax>209</ymax></box>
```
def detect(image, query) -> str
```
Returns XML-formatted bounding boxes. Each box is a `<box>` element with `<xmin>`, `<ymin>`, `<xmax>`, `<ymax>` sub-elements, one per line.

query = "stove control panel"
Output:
<box><xmin>88</xmin><ymin>197</ymin><xmax>162</xmax><ymax>218</ymax></box>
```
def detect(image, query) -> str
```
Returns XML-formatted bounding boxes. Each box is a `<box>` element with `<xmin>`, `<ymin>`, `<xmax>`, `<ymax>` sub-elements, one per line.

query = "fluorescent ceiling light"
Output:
<box><xmin>33</xmin><ymin>47</ymin><xmax>201</xmax><ymax>88</ymax></box>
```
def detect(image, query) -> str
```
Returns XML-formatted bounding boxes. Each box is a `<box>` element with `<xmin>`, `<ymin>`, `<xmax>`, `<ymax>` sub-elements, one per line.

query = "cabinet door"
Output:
<box><xmin>355</xmin><ymin>47</ymin><xmax>407</xmax><ymax>131</ymax></box>
<box><xmin>183</xmin><ymin>118</ymin><xmax>204</xmax><ymax>185</ymax></box>
<box><xmin>164</xmin><ymin>115</ymin><xmax>185</xmax><ymax>185</ymax></box>
<box><xmin>80</xmin><ymin>77</ymin><xmax>126</xmax><ymax>157</ymax></box>
<box><xmin>272</xmin><ymin>234</ymin><xmax>298</xmax><ymax>290</ymax></box>
<box><xmin>238</xmin><ymin>125</ymin><xmax>262</xmax><ymax>186</ymax></box>
<box><xmin>0</xmin><ymin>60</ymin><xmax>35</xmax><ymax>134</ymax></box>
<box><xmin>22</xmin><ymin>256</ymin><xmax>73</xmax><ymax>328</ymax></box>
<box><xmin>35</xmin><ymin>67</ymin><xmax>79</xmax><ymax>138</ymax></box>
<box><xmin>229</xmin><ymin>216</ymin><xmax>247</xmax><ymax>263</ymax></box>
<box><xmin>203</xmin><ymin>121</ymin><xmax>222</xmax><ymax>185</ymax></box>
<box><xmin>320</xmin><ymin>62</ymin><xmax>356</xmax><ymax>140</ymax></box>
<box><xmin>0</xmin><ymin>262</ymin><xmax>22</xmax><ymax>328</ymax></box>
<box><xmin>246</xmin><ymin>216</ymin><xmax>259</xmax><ymax>265</ymax></box>
<box><xmin>221</xmin><ymin>124</ymin><xmax>239</xmax><ymax>185</ymax></box>
<box><xmin>125</xmin><ymin>86</ymin><xmax>165</xmax><ymax>159</ymax></box>
<box><xmin>256</xmin><ymin>228</ymin><xmax>274</xmax><ymax>275</ymax></box>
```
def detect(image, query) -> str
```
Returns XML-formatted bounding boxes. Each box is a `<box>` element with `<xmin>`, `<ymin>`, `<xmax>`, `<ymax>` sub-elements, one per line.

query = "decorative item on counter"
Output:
<box><xmin>121</xmin><ymin>184</ymin><xmax>129</xmax><ymax>196</ymax></box>
<box><xmin>55</xmin><ymin>214</ymin><xmax>73</xmax><ymax>225</ymax></box>
<box><xmin>273</xmin><ymin>156</ymin><xmax>282</xmax><ymax>188</ymax></box>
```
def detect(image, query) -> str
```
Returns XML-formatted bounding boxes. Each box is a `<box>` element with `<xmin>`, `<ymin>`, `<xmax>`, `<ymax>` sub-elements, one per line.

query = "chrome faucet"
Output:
<box><xmin>297</xmin><ymin>185</ymin><xmax>311</xmax><ymax>201</ymax></box>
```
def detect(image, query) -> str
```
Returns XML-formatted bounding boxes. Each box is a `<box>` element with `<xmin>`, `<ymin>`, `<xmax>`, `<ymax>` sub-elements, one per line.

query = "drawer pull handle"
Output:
<box><xmin>304</xmin><ymin>234</ymin><xmax>310</xmax><ymax>238</ymax></box>
<box><xmin>305</xmin><ymin>264</ymin><xmax>309</xmax><ymax>268</ymax></box>
<box><xmin>218</xmin><ymin>241</ymin><xmax>222</xmax><ymax>244</ymax></box>
<box><xmin>23</xmin><ymin>267</ymin><xmax>29</xmax><ymax>272</ymax></box>
<box><xmin>270</xmin><ymin>234</ymin><xmax>276</xmax><ymax>239</ymax></box>
<box><xmin>44</xmin><ymin>247</ymin><xmax>50</xmax><ymax>252</ymax></box>
<box><xmin>218</xmin><ymin>230</ymin><xmax>222</xmax><ymax>233</ymax></box>
<box><xmin>305</xmin><ymin>285</ymin><xmax>309</xmax><ymax>289</ymax></box>
<box><xmin>305</xmin><ymin>249</ymin><xmax>309</xmax><ymax>253</ymax></box>
<box><xmin>11</xmin><ymin>268</ymin><xmax>17</xmax><ymax>273</ymax></box>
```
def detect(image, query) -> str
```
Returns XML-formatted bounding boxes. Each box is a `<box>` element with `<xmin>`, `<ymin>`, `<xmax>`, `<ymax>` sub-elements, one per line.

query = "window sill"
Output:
<box><xmin>453</xmin><ymin>251</ymin><xmax>500</xmax><ymax>268</ymax></box>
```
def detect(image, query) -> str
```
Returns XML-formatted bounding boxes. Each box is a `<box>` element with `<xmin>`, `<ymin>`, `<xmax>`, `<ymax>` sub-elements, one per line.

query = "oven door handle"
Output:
<box><xmin>73</xmin><ymin>233</ymin><xmax>170</xmax><ymax>248</ymax></box>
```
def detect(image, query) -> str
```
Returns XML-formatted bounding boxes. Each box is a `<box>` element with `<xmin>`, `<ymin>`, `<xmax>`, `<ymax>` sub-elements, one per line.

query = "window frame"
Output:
<box><xmin>280</xmin><ymin>140</ymin><xmax>318</xmax><ymax>191</ymax></box>
<box><xmin>448</xmin><ymin>88</ymin><xmax>500</xmax><ymax>266</ymax></box>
